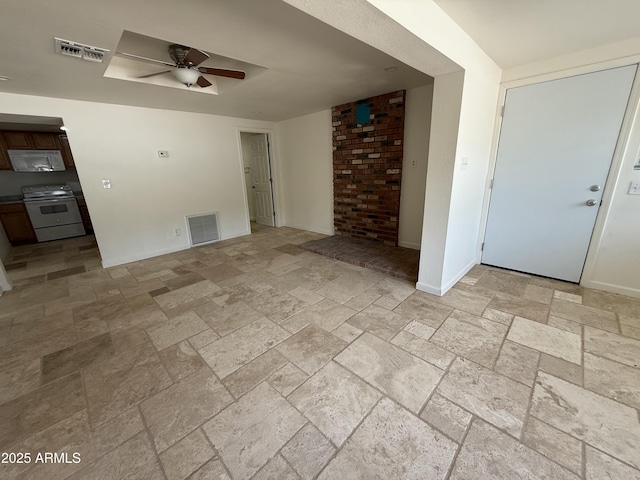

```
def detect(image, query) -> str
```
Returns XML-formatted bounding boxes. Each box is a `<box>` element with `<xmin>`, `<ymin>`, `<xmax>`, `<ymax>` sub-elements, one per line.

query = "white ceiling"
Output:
<box><xmin>433</xmin><ymin>0</ymin><xmax>640</xmax><ymax>69</ymax></box>
<box><xmin>0</xmin><ymin>0</ymin><xmax>433</xmax><ymax>122</ymax></box>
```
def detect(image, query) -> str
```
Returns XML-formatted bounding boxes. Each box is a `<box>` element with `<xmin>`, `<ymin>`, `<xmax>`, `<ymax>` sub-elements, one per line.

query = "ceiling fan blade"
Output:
<box><xmin>137</xmin><ymin>70</ymin><xmax>172</xmax><ymax>79</ymax></box>
<box><xmin>198</xmin><ymin>67</ymin><xmax>246</xmax><ymax>80</ymax></box>
<box><xmin>183</xmin><ymin>48</ymin><xmax>209</xmax><ymax>67</ymax></box>
<box><xmin>196</xmin><ymin>76</ymin><xmax>212</xmax><ymax>88</ymax></box>
<box><xmin>116</xmin><ymin>51</ymin><xmax>175</xmax><ymax>68</ymax></box>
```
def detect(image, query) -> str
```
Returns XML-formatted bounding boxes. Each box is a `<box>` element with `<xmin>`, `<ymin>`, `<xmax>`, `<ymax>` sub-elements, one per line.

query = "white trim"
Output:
<box><xmin>580</xmin><ymin>279</ymin><xmax>640</xmax><ymax>300</ymax></box>
<box><xmin>398</xmin><ymin>240</ymin><xmax>421</xmax><ymax>250</ymax></box>
<box><xmin>284</xmin><ymin>222</ymin><xmax>334</xmax><ymax>236</ymax></box>
<box><xmin>101</xmin><ymin>229</ymin><xmax>251</xmax><ymax>268</ymax></box>
<box><xmin>416</xmin><ymin>258</ymin><xmax>477</xmax><ymax>296</ymax></box>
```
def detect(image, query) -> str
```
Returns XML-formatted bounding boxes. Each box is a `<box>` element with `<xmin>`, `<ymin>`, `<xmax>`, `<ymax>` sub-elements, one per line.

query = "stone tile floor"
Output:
<box><xmin>0</xmin><ymin>224</ymin><xmax>639</xmax><ymax>479</ymax></box>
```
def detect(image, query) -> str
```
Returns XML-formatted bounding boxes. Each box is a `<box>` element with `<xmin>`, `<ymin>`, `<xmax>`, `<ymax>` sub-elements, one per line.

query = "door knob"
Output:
<box><xmin>586</xmin><ymin>199</ymin><xmax>598</xmax><ymax>206</ymax></box>
<box><xmin>590</xmin><ymin>185</ymin><xmax>601</xmax><ymax>192</ymax></box>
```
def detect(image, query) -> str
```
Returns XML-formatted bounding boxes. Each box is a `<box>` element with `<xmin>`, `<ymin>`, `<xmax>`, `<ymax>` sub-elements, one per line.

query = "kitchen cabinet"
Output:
<box><xmin>2</xmin><ymin>131</ymin><xmax>62</xmax><ymax>151</ymax></box>
<box><xmin>0</xmin><ymin>203</ymin><xmax>37</xmax><ymax>245</ymax></box>
<box><xmin>59</xmin><ymin>135</ymin><xmax>75</xmax><ymax>167</ymax></box>
<box><xmin>0</xmin><ymin>135</ymin><xmax>10</xmax><ymax>170</ymax></box>
<box><xmin>76</xmin><ymin>197</ymin><xmax>93</xmax><ymax>233</ymax></box>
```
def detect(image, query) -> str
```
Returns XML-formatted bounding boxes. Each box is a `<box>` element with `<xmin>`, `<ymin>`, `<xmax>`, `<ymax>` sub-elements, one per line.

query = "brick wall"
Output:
<box><xmin>332</xmin><ymin>90</ymin><xmax>405</xmax><ymax>245</ymax></box>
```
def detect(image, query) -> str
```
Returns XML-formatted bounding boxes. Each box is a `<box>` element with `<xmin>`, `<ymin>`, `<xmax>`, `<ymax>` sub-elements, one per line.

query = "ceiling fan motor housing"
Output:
<box><xmin>168</xmin><ymin>44</ymin><xmax>190</xmax><ymax>65</ymax></box>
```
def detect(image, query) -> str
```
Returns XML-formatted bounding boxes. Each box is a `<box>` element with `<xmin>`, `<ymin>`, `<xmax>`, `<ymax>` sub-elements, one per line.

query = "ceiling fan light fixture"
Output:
<box><xmin>173</xmin><ymin>68</ymin><xmax>200</xmax><ymax>86</ymax></box>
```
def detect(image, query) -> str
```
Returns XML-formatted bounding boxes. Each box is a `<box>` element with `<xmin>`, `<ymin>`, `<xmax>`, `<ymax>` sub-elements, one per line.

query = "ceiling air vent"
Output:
<box><xmin>55</xmin><ymin>38</ymin><xmax>109</xmax><ymax>63</ymax></box>
<box><xmin>186</xmin><ymin>213</ymin><xmax>220</xmax><ymax>246</ymax></box>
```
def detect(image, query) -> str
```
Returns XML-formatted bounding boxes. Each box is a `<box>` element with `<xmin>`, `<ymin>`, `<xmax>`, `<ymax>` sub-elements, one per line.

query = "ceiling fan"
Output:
<box><xmin>116</xmin><ymin>44</ymin><xmax>246</xmax><ymax>88</ymax></box>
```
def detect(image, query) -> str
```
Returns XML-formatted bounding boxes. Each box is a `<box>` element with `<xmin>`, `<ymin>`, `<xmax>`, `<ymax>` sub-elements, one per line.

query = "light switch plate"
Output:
<box><xmin>628</xmin><ymin>181</ymin><xmax>640</xmax><ymax>195</ymax></box>
<box><xmin>102</xmin><ymin>179</ymin><xmax>111</xmax><ymax>189</ymax></box>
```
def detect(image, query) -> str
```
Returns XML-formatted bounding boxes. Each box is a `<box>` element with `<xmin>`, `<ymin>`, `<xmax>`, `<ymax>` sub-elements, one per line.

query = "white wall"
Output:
<box><xmin>277</xmin><ymin>110</ymin><xmax>334</xmax><ymax>235</ymax></box>
<box><xmin>0</xmin><ymin>92</ymin><xmax>275</xmax><ymax>267</ymax></box>
<box><xmin>501</xmin><ymin>42</ymin><xmax>640</xmax><ymax>298</ymax></box>
<box><xmin>399</xmin><ymin>84</ymin><xmax>433</xmax><ymax>249</ymax></box>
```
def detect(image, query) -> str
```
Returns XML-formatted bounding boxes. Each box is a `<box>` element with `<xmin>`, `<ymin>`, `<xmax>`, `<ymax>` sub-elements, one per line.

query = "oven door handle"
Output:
<box><xmin>24</xmin><ymin>197</ymin><xmax>76</xmax><ymax>204</ymax></box>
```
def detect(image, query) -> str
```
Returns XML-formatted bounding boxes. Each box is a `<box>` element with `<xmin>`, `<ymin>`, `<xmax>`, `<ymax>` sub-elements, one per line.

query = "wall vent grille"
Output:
<box><xmin>186</xmin><ymin>213</ymin><xmax>220</xmax><ymax>246</ymax></box>
<box><xmin>55</xmin><ymin>38</ymin><xmax>109</xmax><ymax>63</ymax></box>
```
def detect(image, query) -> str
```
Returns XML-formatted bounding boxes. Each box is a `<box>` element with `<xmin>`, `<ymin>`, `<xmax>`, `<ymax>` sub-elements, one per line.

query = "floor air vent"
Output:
<box><xmin>186</xmin><ymin>213</ymin><xmax>220</xmax><ymax>246</ymax></box>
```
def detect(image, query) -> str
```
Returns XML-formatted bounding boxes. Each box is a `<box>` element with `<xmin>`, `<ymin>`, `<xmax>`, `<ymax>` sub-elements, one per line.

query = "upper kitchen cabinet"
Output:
<box><xmin>59</xmin><ymin>135</ymin><xmax>75</xmax><ymax>167</ymax></box>
<box><xmin>2</xmin><ymin>131</ymin><xmax>62</xmax><ymax>150</ymax></box>
<box><xmin>0</xmin><ymin>135</ymin><xmax>10</xmax><ymax>170</ymax></box>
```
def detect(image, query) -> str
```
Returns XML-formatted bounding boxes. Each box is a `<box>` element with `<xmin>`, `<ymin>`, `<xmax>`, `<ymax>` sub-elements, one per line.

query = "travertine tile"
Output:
<box><xmin>0</xmin><ymin>372</ymin><xmax>85</xmax><ymax>450</ymax></box>
<box><xmin>187</xmin><ymin>328</ymin><xmax>219</xmax><ymax>350</ymax></box>
<box><xmin>481</xmin><ymin>307</ymin><xmax>514</xmax><ymax>325</ymax></box>
<box><xmin>393</xmin><ymin>292</ymin><xmax>453</xmax><ymax>328</ymax></box>
<box><xmin>523</xmin><ymin>417</ymin><xmax>583</xmax><ymax>475</ymax></box>
<box><xmin>539</xmin><ymin>353</ymin><xmax>584</xmax><ymax>386</ymax></box>
<box><xmin>390</xmin><ymin>331</ymin><xmax>456</xmax><ymax>369</ymax></box>
<box><xmin>494</xmin><ymin>340</ymin><xmax>540</xmax><ymax>386</ymax></box>
<box><xmin>188</xmin><ymin>459</ymin><xmax>231</xmax><ymax>480</ymax></box>
<box><xmin>288</xmin><ymin>286</ymin><xmax>324</xmax><ymax>305</ymax></box>
<box><xmin>554</xmin><ymin>290</ymin><xmax>582</xmax><ymax>304</ymax></box>
<box><xmin>437</xmin><ymin>357</ymin><xmax>531</xmax><ymax>437</ymax></box>
<box><xmin>276</xmin><ymin>324</ymin><xmax>347</xmax><ymax>375</ymax></box>
<box><xmin>267</xmin><ymin>363</ymin><xmax>308</xmax><ymax>396</ymax></box>
<box><xmin>319</xmin><ymin>397</ymin><xmax>457</xmax><ymax>480</ymax></box>
<box><xmin>202</xmin><ymin>382</ymin><xmax>306</xmax><ymax>480</ymax></box>
<box><xmin>373</xmin><ymin>295</ymin><xmax>400</xmax><ymax>310</ymax></box>
<box><xmin>245</xmin><ymin>288</ymin><xmax>309</xmax><ymax>323</ymax></box>
<box><xmin>523</xmin><ymin>284</ymin><xmax>553</xmax><ymax>305</ymax></box>
<box><xmin>420</xmin><ymin>392</ymin><xmax>472</xmax><ymax>443</ymax></box>
<box><xmin>403</xmin><ymin>320</ymin><xmax>436</xmax><ymax>339</ymax></box>
<box><xmin>366</xmin><ymin>276</ymin><xmax>416</xmax><ymax>302</ymax></box>
<box><xmin>551</xmin><ymin>299</ymin><xmax>619</xmax><ymax>333</ymax></box>
<box><xmin>84</xmin><ymin>339</ymin><xmax>172</xmax><ymax>426</ymax></box>
<box><xmin>67</xmin><ymin>431</ymin><xmax>164</xmax><ymax>480</ymax></box>
<box><xmin>346</xmin><ymin>304</ymin><xmax>409</xmax><ymax>341</ymax></box>
<box><xmin>222</xmin><ymin>349</ymin><xmax>288</xmax><ymax>398</ymax></box>
<box><xmin>430</xmin><ymin>310</ymin><xmax>508</xmax><ymax>368</ymax></box>
<box><xmin>449</xmin><ymin>420</ymin><xmax>578</xmax><ymax>479</ymax></box>
<box><xmin>141</xmin><ymin>367</ymin><xmax>233</xmax><ymax>452</ymax></box>
<box><xmin>154</xmin><ymin>280</ymin><xmax>221</xmax><ymax>311</ymax></box>
<box><xmin>146</xmin><ymin>310</ymin><xmax>209</xmax><ymax>351</ymax></box>
<box><xmin>344</xmin><ymin>289</ymin><xmax>381</xmax><ymax>311</ymax></box>
<box><xmin>475</xmin><ymin>269</ymin><xmax>530</xmax><ymax>297</ymax></box>
<box><xmin>253</xmin><ymin>455</ymin><xmax>300</xmax><ymax>480</ymax></box>
<box><xmin>582</xmin><ymin>288</ymin><xmax>640</xmax><ymax>316</ymax></box>
<box><xmin>316</xmin><ymin>272</ymin><xmax>379</xmax><ymax>304</ymax></box>
<box><xmin>622</xmin><ymin>323</ymin><xmax>640</xmax><ymax>340</ymax></box>
<box><xmin>531</xmin><ymin>371</ymin><xmax>640</xmax><ymax>469</ymax></box>
<box><xmin>196</xmin><ymin>300</ymin><xmax>261</xmax><ymax>337</ymax></box>
<box><xmin>547</xmin><ymin>315</ymin><xmax>583</xmax><ymax>334</ymax></box>
<box><xmin>584</xmin><ymin>326</ymin><xmax>640</xmax><ymax>368</ymax></box>
<box><xmin>281</xmin><ymin>423</ymin><xmax>336</xmax><ymax>480</ymax></box>
<box><xmin>585</xmin><ymin>446</ymin><xmax>640</xmax><ymax>480</ymax></box>
<box><xmin>199</xmin><ymin>317</ymin><xmax>289</xmax><ymax>378</ymax></box>
<box><xmin>584</xmin><ymin>352</ymin><xmax>640</xmax><ymax>409</ymax></box>
<box><xmin>284</xmin><ymin>298</ymin><xmax>355</xmax><ymax>332</ymax></box>
<box><xmin>488</xmin><ymin>292</ymin><xmax>550</xmax><ymax>323</ymax></box>
<box><xmin>431</xmin><ymin>287</ymin><xmax>492</xmax><ymax>316</ymax></box>
<box><xmin>335</xmin><ymin>332</ymin><xmax>443</xmax><ymax>413</ymax></box>
<box><xmin>507</xmin><ymin>316</ymin><xmax>581</xmax><ymax>364</ymax></box>
<box><xmin>159</xmin><ymin>428</ymin><xmax>216</xmax><ymax>480</ymax></box>
<box><xmin>331</xmin><ymin>322</ymin><xmax>363</xmax><ymax>343</ymax></box>
<box><xmin>158</xmin><ymin>340</ymin><xmax>205</xmax><ymax>381</ymax></box>
<box><xmin>41</xmin><ymin>332</ymin><xmax>114</xmax><ymax>382</ymax></box>
<box><xmin>288</xmin><ymin>361</ymin><xmax>381</xmax><ymax>446</ymax></box>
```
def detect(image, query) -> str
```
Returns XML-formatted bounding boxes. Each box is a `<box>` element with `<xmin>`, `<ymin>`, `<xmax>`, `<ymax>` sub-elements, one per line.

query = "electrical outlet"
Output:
<box><xmin>102</xmin><ymin>179</ymin><xmax>111</xmax><ymax>189</ymax></box>
<box><xmin>410</xmin><ymin>159</ymin><xmax>417</xmax><ymax>168</ymax></box>
<box><xmin>174</xmin><ymin>228</ymin><xmax>181</xmax><ymax>236</ymax></box>
<box><xmin>158</xmin><ymin>150</ymin><xmax>169</xmax><ymax>158</ymax></box>
<box><xmin>628</xmin><ymin>181</ymin><xmax>640</xmax><ymax>195</ymax></box>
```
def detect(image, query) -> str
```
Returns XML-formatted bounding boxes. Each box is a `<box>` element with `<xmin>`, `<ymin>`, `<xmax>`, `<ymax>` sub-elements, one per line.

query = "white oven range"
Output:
<box><xmin>22</xmin><ymin>185</ymin><xmax>86</xmax><ymax>242</ymax></box>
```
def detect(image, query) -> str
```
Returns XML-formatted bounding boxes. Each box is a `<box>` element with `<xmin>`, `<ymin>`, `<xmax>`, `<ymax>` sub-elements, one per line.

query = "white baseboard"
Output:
<box><xmin>416</xmin><ymin>259</ymin><xmax>477</xmax><ymax>297</ymax></box>
<box><xmin>580</xmin><ymin>279</ymin><xmax>640</xmax><ymax>300</ymax></box>
<box><xmin>398</xmin><ymin>240</ymin><xmax>420</xmax><ymax>250</ymax></box>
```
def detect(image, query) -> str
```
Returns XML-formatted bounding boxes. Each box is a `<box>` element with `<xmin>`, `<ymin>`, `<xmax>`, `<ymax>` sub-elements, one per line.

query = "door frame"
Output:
<box><xmin>478</xmin><ymin>57</ymin><xmax>640</xmax><ymax>286</ymax></box>
<box><xmin>236</xmin><ymin>127</ymin><xmax>281</xmax><ymax>231</ymax></box>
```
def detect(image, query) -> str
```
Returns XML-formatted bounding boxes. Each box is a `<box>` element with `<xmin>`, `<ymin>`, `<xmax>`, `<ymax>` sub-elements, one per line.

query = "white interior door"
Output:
<box><xmin>249</xmin><ymin>134</ymin><xmax>275</xmax><ymax>227</ymax></box>
<box><xmin>483</xmin><ymin>65</ymin><xmax>636</xmax><ymax>282</ymax></box>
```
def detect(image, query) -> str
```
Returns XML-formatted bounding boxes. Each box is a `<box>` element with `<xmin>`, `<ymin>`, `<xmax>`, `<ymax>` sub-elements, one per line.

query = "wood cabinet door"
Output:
<box><xmin>0</xmin><ymin>208</ymin><xmax>37</xmax><ymax>245</ymax></box>
<box><xmin>32</xmin><ymin>132</ymin><xmax>61</xmax><ymax>149</ymax></box>
<box><xmin>59</xmin><ymin>135</ymin><xmax>75</xmax><ymax>167</ymax></box>
<box><xmin>3</xmin><ymin>131</ymin><xmax>34</xmax><ymax>149</ymax></box>
<box><xmin>0</xmin><ymin>135</ymin><xmax>10</xmax><ymax>170</ymax></box>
